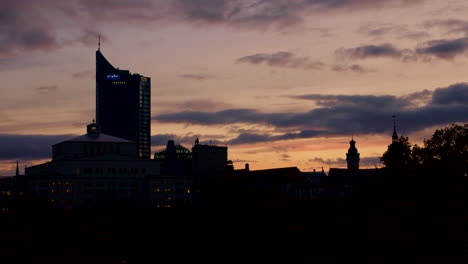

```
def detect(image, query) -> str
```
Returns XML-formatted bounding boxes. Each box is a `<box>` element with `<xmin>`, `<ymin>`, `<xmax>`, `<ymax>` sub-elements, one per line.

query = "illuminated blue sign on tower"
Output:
<box><xmin>107</xmin><ymin>74</ymin><xmax>120</xmax><ymax>80</ymax></box>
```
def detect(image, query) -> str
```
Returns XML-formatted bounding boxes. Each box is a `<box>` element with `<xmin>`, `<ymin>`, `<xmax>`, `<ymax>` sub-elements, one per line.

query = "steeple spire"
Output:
<box><xmin>98</xmin><ymin>35</ymin><xmax>101</xmax><ymax>51</ymax></box>
<box><xmin>15</xmin><ymin>161</ymin><xmax>19</xmax><ymax>177</ymax></box>
<box><xmin>392</xmin><ymin>115</ymin><xmax>398</xmax><ymax>142</ymax></box>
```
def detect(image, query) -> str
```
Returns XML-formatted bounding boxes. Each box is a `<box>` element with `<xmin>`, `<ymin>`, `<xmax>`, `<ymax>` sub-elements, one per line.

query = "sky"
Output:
<box><xmin>1</xmin><ymin>0</ymin><xmax>468</xmax><ymax>175</ymax></box>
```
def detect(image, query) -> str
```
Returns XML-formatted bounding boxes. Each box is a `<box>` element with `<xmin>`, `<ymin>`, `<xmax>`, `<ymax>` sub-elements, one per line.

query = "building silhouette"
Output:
<box><xmin>25</xmin><ymin>122</ymin><xmax>160</xmax><ymax>208</ymax></box>
<box><xmin>328</xmin><ymin>137</ymin><xmax>382</xmax><ymax>198</ymax></box>
<box><xmin>96</xmin><ymin>48</ymin><xmax>151</xmax><ymax>159</ymax></box>
<box><xmin>154</xmin><ymin>140</ymin><xmax>192</xmax><ymax>176</ymax></box>
<box><xmin>191</xmin><ymin>138</ymin><xmax>228</xmax><ymax>200</ymax></box>
<box><xmin>346</xmin><ymin>138</ymin><xmax>360</xmax><ymax>170</ymax></box>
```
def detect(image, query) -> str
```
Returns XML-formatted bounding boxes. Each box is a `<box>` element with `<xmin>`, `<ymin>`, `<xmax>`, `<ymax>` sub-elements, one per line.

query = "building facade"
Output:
<box><xmin>25</xmin><ymin>123</ymin><xmax>160</xmax><ymax>209</ymax></box>
<box><xmin>154</xmin><ymin>140</ymin><xmax>192</xmax><ymax>176</ymax></box>
<box><xmin>96</xmin><ymin>49</ymin><xmax>151</xmax><ymax>159</ymax></box>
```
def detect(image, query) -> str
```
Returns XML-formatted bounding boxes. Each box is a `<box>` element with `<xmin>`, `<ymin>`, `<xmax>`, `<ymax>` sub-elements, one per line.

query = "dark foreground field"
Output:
<box><xmin>1</xmin><ymin>192</ymin><xmax>466</xmax><ymax>264</ymax></box>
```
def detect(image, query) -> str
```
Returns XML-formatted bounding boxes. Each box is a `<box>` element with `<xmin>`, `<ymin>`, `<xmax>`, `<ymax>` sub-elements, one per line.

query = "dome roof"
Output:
<box><xmin>64</xmin><ymin>133</ymin><xmax>133</xmax><ymax>143</ymax></box>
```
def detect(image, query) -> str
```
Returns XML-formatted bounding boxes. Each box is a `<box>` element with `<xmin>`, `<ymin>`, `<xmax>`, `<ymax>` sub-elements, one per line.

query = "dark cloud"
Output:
<box><xmin>167</xmin><ymin>0</ymin><xmax>422</xmax><ymax>28</ymax></box>
<box><xmin>151</xmin><ymin>133</ymin><xmax>224</xmax><ymax>147</ymax></box>
<box><xmin>310</xmin><ymin>156</ymin><xmax>381</xmax><ymax>167</ymax></box>
<box><xmin>237</xmin><ymin>51</ymin><xmax>324</xmax><ymax>70</ymax></box>
<box><xmin>179</xmin><ymin>73</ymin><xmax>213</xmax><ymax>80</ymax></box>
<box><xmin>331</xmin><ymin>64</ymin><xmax>371</xmax><ymax>73</ymax></box>
<box><xmin>151</xmin><ymin>129</ymin><xmax>325</xmax><ymax>147</ymax></box>
<box><xmin>431</xmin><ymin>83</ymin><xmax>468</xmax><ymax>105</ymax></box>
<box><xmin>0</xmin><ymin>134</ymin><xmax>76</xmax><ymax>160</ymax></box>
<box><xmin>1</xmin><ymin>0</ymin><xmax>426</xmax><ymax>57</ymax></box>
<box><xmin>228</xmin><ymin>133</ymin><xmax>271</xmax><ymax>145</ymax></box>
<box><xmin>153</xmin><ymin>83</ymin><xmax>468</xmax><ymax>139</ymax></box>
<box><xmin>309</xmin><ymin>157</ymin><xmax>346</xmax><ymax>167</ymax></box>
<box><xmin>289</xmin><ymin>93</ymin><xmax>413</xmax><ymax>109</ymax></box>
<box><xmin>360</xmin><ymin>157</ymin><xmax>382</xmax><ymax>166</ymax></box>
<box><xmin>336</xmin><ymin>43</ymin><xmax>413</xmax><ymax>60</ymax></box>
<box><xmin>35</xmin><ymin>85</ymin><xmax>57</xmax><ymax>94</ymax></box>
<box><xmin>227</xmin><ymin>130</ymin><xmax>323</xmax><ymax>145</ymax></box>
<box><xmin>415</xmin><ymin>37</ymin><xmax>468</xmax><ymax>60</ymax></box>
<box><xmin>338</xmin><ymin>37</ymin><xmax>468</xmax><ymax>62</ymax></box>
<box><xmin>0</xmin><ymin>1</ymin><xmax>60</xmax><ymax>55</ymax></box>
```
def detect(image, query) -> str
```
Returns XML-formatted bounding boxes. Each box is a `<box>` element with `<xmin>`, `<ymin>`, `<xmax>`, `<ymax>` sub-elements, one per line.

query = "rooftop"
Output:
<box><xmin>62</xmin><ymin>133</ymin><xmax>133</xmax><ymax>143</ymax></box>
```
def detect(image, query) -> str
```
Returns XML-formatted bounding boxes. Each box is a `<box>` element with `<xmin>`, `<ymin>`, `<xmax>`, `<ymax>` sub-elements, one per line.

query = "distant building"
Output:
<box><xmin>152</xmin><ymin>140</ymin><xmax>193</xmax><ymax>207</ymax></box>
<box><xmin>192</xmin><ymin>138</ymin><xmax>228</xmax><ymax>188</ymax></box>
<box><xmin>234</xmin><ymin>166</ymin><xmax>306</xmax><ymax>195</ymax></box>
<box><xmin>346</xmin><ymin>138</ymin><xmax>360</xmax><ymax>170</ymax></box>
<box><xmin>25</xmin><ymin>122</ymin><xmax>160</xmax><ymax>209</ymax></box>
<box><xmin>328</xmin><ymin>138</ymin><xmax>382</xmax><ymax>198</ymax></box>
<box><xmin>296</xmin><ymin>169</ymin><xmax>327</xmax><ymax>200</ymax></box>
<box><xmin>154</xmin><ymin>140</ymin><xmax>192</xmax><ymax>176</ymax></box>
<box><xmin>0</xmin><ymin>176</ymin><xmax>17</xmax><ymax>213</ymax></box>
<box><xmin>96</xmin><ymin>48</ymin><xmax>151</xmax><ymax>159</ymax></box>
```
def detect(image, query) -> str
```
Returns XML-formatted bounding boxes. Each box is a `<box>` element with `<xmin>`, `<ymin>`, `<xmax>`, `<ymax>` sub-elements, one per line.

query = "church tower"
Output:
<box><xmin>346</xmin><ymin>138</ymin><xmax>360</xmax><ymax>170</ymax></box>
<box><xmin>15</xmin><ymin>161</ymin><xmax>20</xmax><ymax>177</ymax></box>
<box><xmin>392</xmin><ymin>115</ymin><xmax>398</xmax><ymax>142</ymax></box>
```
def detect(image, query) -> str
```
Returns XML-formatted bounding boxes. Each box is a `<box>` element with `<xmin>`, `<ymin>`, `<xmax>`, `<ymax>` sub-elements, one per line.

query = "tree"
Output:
<box><xmin>381</xmin><ymin>136</ymin><xmax>415</xmax><ymax>172</ymax></box>
<box><xmin>381</xmin><ymin>124</ymin><xmax>468</xmax><ymax>177</ymax></box>
<box><xmin>420</xmin><ymin>124</ymin><xmax>468</xmax><ymax>177</ymax></box>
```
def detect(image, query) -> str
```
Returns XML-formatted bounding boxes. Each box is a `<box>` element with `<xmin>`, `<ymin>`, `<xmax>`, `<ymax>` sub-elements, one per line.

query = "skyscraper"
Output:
<box><xmin>96</xmin><ymin>48</ymin><xmax>151</xmax><ymax>159</ymax></box>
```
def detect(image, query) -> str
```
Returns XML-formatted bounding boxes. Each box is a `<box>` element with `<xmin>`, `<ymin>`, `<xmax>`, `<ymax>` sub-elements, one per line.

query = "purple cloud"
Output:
<box><xmin>336</xmin><ymin>43</ymin><xmax>409</xmax><ymax>60</ymax></box>
<box><xmin>416</xmin><ymin>37</ymin><xmax>468</xmax><ymax>60</ymax></box>
<box><xmin>153</xmin><ymin>83</ymin><xmax>468</xmax><ymax>137</ymax></box>
<box><xmin>237</xmin><ymin>51</ymin><xmax>324</xmax><ymax>70</ymax></box>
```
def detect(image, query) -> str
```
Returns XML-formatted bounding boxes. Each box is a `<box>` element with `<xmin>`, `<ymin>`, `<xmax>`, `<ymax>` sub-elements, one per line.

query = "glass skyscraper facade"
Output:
<box><xmin>96</xmin><ymin>50</ymin><xmax>151</xmax><ymax>159</ymax></box>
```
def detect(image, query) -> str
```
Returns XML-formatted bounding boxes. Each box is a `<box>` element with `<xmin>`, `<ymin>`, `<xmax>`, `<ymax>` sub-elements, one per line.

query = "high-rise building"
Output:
<box><xmin>96</xmin><ymin>48</ymin><xmax>151</xmax><ymax>158</ymax></box>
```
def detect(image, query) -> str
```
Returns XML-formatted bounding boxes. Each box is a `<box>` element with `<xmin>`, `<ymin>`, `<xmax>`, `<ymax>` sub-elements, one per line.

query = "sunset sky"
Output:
<box><xmin>1</xmin><ymin>0</ymin><xmax>468</xmax><ymax>175</ymax></box>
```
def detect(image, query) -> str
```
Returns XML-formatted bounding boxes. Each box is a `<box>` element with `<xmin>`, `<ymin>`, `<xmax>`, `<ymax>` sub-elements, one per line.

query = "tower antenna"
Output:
<box><xmin>98</xmin><ymin>35</ymin><xmax>101</xmax><ymax>51</ymax></box>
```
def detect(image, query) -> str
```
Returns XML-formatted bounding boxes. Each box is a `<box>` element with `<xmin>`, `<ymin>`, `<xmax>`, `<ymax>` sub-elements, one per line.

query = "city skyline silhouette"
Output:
<box><xmin>0</xmin><ymin>2</ymin><xmax>467</xmax><ymax>263</ymax></box>
<box><xmin>2</xmin><ymin>1</ymin><xmax>468</xmax><ymax>176</ymax></box>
